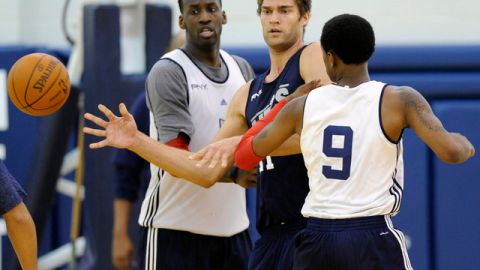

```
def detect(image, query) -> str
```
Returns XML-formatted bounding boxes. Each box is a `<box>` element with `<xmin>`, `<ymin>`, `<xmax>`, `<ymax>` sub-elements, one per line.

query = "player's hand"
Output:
<box><xmin>234</xmin><ymin>168</ymin><xmax>257</xmax><ymax>188</ymax></box>
<box><xmin>83</xmin><ymin>103</ymin><xmax>138</xmax><ymax>149</ymax></box>
<box><xmin>112</xmin><ymin>232</ymin><xmax>135</xmax><ymax>270</ymax></box>
<box><xmin>286</xmin><ymin>79</ymin><xmax>322</xmax><ymax>101</ymax></box>
<box><xmin>189</xmin><ymin>136</ymin><xmax>242</xmax><ymax>168</ymax></box>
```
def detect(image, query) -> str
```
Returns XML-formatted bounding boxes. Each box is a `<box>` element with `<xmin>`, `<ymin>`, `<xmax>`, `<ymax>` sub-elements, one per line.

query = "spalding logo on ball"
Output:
<box><xmin>7</xmin><ymin>53</ymin><xmax>71</xmax><ymax>116</ymax></box>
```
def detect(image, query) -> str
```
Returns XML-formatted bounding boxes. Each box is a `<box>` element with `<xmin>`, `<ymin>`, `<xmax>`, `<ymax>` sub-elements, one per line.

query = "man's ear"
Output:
<box><xmin>301</xmin><ymin>11</ymin><xmax>311</xmax><ymax>28</ymax></box>
<box><xmin>222</xmin><ymin>10</ymin><xmax>227</xmax><ymax>25</ymax></box>
<box><xmin>327</xmin><ymin>51</ymin><xmax>336</xmax><ymax>68</ymax></box>
<box><xmin>179</xmin><ymin>15</ymin><xmax>186</xmax><ymax>30</ymax></box>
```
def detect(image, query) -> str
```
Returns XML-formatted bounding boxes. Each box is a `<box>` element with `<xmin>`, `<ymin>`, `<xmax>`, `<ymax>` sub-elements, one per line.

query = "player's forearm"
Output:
<box><xmin>447</xmin><ymin>132</ymin><xmax>475</xmax><ymax>163</ymax></box>
<box><xmin>113</xmin><ymin>199</ymin><xmax>133</xmax><ymax>236</ymax></box>
<box><xmin>129</xmin><ymin>131</ymin><xmax>227</xmax><ymax>187</ymax></box>
<box><xmin>4</xmin><ymin>203</ymin><xmax>38</xmax><ymax>270</ymax></box>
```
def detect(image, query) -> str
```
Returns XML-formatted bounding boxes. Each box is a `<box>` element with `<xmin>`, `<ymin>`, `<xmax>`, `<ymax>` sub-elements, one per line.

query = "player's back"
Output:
<box><xmin>301</xmin><ymin>80</ymin><xmax>404</xmax><ymax>219</ymax></box>
<box><xmin>245</xmin><ymin>46</ymin><xmax>309</xmax><ymax>233</ymax></box>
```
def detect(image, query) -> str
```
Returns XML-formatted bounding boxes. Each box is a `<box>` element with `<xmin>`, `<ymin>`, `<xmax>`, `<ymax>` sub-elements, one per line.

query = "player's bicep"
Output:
<box><xmin>253</xmin><ymin>98</ymin><xmax>304</xmax><ymax>157</ymax></box>
<box><xmin>401</xmin><ymin>87</ymin><xmax>456</xmax><ymax>156</ymax></box>
<box><xmin>300</xmin><ymin>42</ymin><xmax>331</xmax><ymax>84</ymax></box>
<box><xmin>146</xmin><ymin>61</ymin><xmax>192</xmax><ymax>142</ymax></box>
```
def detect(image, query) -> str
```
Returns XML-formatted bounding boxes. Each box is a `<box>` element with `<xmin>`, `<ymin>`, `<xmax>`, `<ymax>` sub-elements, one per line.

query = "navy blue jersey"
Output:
<box><xmin>245</xmin><ymin>46</ymin><xmax>309</xmax><ymax>233</ymax></box>
<box><xmin>0</xmin><ymin>160</ymin><xmax>26</xmax><ymax>215</ymax></box>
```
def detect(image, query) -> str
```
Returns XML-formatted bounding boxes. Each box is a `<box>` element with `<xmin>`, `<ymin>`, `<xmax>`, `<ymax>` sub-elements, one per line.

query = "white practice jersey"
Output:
<box><xmin>138</xmin><ymin>49</ymin><xmax>249</xmax><ymax>236</ymax></box>
<box><xmin>300</xmin><ymin>81</ymin><xmax>404</xmax><ymax>219</ymax></box>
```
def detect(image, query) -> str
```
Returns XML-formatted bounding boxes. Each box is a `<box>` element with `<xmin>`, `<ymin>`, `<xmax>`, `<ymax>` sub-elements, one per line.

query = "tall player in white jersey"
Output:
<box><xmin>84</xmin><ymin>0</ymin><xmax>256</xmax><ymax>269</ymax></box>
<box><xmin>234</xmin><ymin>14</ymin><xmax>475</xmax><ymax>269</ymax></box>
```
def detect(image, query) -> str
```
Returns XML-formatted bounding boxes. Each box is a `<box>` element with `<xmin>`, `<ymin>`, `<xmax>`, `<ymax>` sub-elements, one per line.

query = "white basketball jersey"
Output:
<box><xmin>300</xmin><ymin>81</ymin><xmax>404</xmax><ymax>219</ymax></box>
<box><xmin>138</xmin><ymin>49</ymin><xmax>249</xmax><ymax>236</ymax></box>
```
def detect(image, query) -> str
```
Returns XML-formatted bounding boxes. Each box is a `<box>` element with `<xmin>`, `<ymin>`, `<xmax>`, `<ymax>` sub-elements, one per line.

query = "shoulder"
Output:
<box><xmin>384</xmin><ymin>85</ymin><xmax>424</xmax><ymax>106</ymax></box>
<box><xmin>230</xmin><ymin>54</ymin><xmax>255</xmax><ymax>80</ymax></box>
<box><xmin>300</xmin><ymin>41</ymin><xmax>322</xmax><ymax>62</ymax></box>
<box><xmin>147</xmin><ymin>58</ymin><xmax>187</xmax><ymax>86</ymax></box>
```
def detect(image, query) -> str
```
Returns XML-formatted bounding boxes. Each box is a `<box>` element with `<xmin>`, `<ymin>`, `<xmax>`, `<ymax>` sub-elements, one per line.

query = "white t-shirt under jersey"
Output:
<box><xmin>138</xmin><ymin>49</ymin><xmax>249</xmax><ymax>236</ymax></box>
<box><xmin>300</xmin><ymin>80</ymin><xmax>404</xmax><ymax>219</ymax></box>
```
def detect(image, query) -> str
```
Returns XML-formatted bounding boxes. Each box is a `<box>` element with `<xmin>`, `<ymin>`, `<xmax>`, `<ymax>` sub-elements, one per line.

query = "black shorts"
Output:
<box><xmin>139</xmin><ymin>227</ymin><xmax>251</xmax><ymax>270</ymax></box>
<box><xmin>293</xmin><ymin>216</ymin><xmax>412</xmax><ymax>270</ymax></box>
<box><xmin>249</xmin><ymin>219</ymin><xmax>306</xmax><ymax>270</ymax></box>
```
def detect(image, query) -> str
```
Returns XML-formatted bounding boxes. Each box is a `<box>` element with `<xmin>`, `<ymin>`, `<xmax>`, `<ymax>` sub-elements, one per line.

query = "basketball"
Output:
<box><xmin>7</xmin><ymin>53</ymin><xmax>71</xmax><ymax>116</ymax></box>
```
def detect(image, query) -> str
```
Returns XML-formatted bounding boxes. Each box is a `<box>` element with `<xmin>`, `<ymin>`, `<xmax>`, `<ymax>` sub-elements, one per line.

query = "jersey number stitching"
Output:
<box><xmin>322</xmin><ymin>125</ymin><xmax>353</xmax><ymax>180</ymax></box>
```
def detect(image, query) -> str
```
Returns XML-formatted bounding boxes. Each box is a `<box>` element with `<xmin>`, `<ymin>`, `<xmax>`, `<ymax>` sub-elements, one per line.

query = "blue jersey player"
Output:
<box><xmin>234</xmin><ymin>14</ymin><xmax>475</xmax><ymax>270</ymax></box>
<box><xmin>190</xmin><ymin>0</ymin><xmax>330</xmax><ymax>269</ymax></box>
<box><xmin>0</xmin><ymin>160</ymin><xmax>37</xmax><ymax>269</ymax></box>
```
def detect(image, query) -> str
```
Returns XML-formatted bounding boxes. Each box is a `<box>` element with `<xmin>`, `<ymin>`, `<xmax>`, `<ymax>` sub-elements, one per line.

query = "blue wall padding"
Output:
<box><xmin>2</xmin><ymin>14</ymin><xmax>480</xmax><ymax>270</ymax></box>
<box><xmin>432</xmin><ymin>101</ymin><xmax>480</xmax><ymax>270</ymax></box>
<box><xmin>80</xmin><ymin>4</ymin><xmax>172</xmax><ymax>270</ymax></box>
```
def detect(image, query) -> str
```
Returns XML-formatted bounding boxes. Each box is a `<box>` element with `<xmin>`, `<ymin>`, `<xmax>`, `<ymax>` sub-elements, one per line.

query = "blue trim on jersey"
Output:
<box><xmin>178</xmin><ymin>48</ymin><xmax>230</xmax><ymax>84</ymax></box>
<box><xmin>378</xmin><ymin>84</ymin><xmax>404</xmax><ymax>144</ymax></box>
<box><xmin>389</xmin><ymin>143</ymin><xmax>403</xmax><ymax>214</ymax></box>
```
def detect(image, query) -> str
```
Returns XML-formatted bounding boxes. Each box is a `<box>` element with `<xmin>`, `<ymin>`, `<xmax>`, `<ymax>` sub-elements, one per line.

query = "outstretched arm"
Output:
<box><xmin>235</xmin><ymin>96</ymin><xmax>306</xmax><ymax>170</ymax></box>
<box><xmin>387</xmin><ymin>86</ymin><xmax>475</xmax><ymax>163</ymax></box>
<box><xmin>4</xmin><ymin>202</ymin><xmax>38</xmax><ymax>270</ymax></box>
<box><xmin>84</xmin><ymin>103</ymin><xmax>228</xmax><ymax>187</ymax></box>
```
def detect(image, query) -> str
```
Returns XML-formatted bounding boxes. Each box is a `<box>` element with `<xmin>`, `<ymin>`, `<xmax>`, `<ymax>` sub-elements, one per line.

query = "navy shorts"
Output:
<box><xmin>249</xmin><ymin>219</ymin><xmax>306</xmax><ymax>270</ymax></box>
<box><xmin>139</xmin><ymin>227</ymin><xmax>251</xmax><ymax>270</ymax></box>
<box><xmin>293</xmin><ymin>216</ymin><xmax>412</xmax><ymax>270</ymax></box>
<box><xmin>0</xmin><ymin>161</ymin><xmax>26</xmax><ymax>215</ymax></box>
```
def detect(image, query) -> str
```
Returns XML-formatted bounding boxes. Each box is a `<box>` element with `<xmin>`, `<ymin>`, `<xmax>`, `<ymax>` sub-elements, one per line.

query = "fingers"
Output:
<box><xmin>220</xmin><ymin>152</ymin><xmax>230</xmax><ymax>168</ymax></box>
<box><xmin>83</xmin><ymin>127</ymin><xmax>106</xmax><ymax>137</ymax></box>
<box><xmin>88</xmin><ymin>139</ymin><xmax>109</xmax><ymax>149</ymax></box>
<box><xmin>98</xmin><ymin>104</ymin><xmax>117</xmax><ymax>122</ymax></box>
<box><xmin>189</xmin><ymin>149</ymin><xmax>205</xmax><ymax>161</ymax></box>
<box><xmin>195</xmin><ymin>149</ymin><xmax>213</xmax><ymax>168</ymax></box>
<box><xmin>84</xmin><ymin>112</ymin><xmax>108</xmax><ymax>128</ymax></box>
<box><xmin>119</xmin><ymin>103</ymin><xmax>132</xmax><ymax>120</ymax></box>
<box><xmin>208</xmin><ymin>151</ymin><xmax>222</xmax><ymax>168</ymax></box>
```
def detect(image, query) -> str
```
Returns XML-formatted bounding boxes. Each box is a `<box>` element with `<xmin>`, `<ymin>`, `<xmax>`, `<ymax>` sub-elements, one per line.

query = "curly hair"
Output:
<box><xmin>321</xmin><ymin>14</ymin><xmax>375</xmax><ymax>64</ymax></box>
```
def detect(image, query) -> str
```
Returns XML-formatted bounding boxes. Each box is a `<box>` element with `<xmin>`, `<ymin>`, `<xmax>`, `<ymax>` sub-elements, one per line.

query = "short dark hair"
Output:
<box><xmin>320</xmin><ymin>14</ymin><xmax>375</xmax><ymax>64</ymax></box>
<box><xmin>257</xmin><ymin>0</ymin><xmax>311</xmax><ymax>16</ymax></box>
<box><xmin>178</xmin><ymin>0</ymin><xmax>223</xmax><ymax>13</ymax></box>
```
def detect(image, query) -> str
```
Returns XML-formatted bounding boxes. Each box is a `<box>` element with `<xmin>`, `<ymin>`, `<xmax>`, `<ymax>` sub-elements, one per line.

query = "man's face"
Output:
<box><xmin>179</xmin><ymin>0</ymin><xmax>226</xmax><ymax>50</ymax></box>
<box><xmin>259</xmin><ymin>0</ymin><xmax>309</xmax><ymax>51</ymax></box>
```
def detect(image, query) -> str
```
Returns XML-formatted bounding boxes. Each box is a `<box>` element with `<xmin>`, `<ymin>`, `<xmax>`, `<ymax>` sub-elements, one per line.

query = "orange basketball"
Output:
<box><xmin>7</xmin><ymin>53</ymin><xmax>71</xmax><ymax>116</ymax></box>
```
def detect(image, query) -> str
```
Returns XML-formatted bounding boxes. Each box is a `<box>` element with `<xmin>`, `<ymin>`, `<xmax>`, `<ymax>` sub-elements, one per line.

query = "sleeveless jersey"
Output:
<box><xmin>300</xmin><ymin>81</ymin><xmax>404</xmax><ymax>219</ymax></box>
<box><xmin>245</xmin><ymin>46</ymin><xmax>310</xmax><ymax>233</ymax></box>
<box><xmin>138</xmin><ymin>49</ymin><xmax>249</xmax><ymax>236</ymax></box>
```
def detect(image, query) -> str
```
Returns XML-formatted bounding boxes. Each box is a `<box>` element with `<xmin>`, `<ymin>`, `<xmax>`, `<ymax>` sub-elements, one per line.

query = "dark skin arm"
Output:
<box><xmin>382</xmin><ymin>85</ymin><xmax>475</xmax><ymax>163</ymax></box>
<box><xmin>252</xmin><ymin>96</ymin><xmax>307</xmax><ymax>157</ymax></box>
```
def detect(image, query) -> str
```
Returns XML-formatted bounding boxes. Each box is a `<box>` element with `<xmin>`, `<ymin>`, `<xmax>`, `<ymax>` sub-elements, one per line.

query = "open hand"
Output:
<box><xmin>83</xmin><ymin>103</ymin><xmax>138</xmax><ymax>149</ymax></box>
<box><xmin>189</xmin><ymin>136</ymin><xmax>242</xmax><ymax>168</ymax></box>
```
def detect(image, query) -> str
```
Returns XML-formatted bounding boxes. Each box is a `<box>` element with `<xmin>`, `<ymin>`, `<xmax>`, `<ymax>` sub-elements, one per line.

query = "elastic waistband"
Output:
<box><xmin>306</xmin><ymin>215</ymin><xmax>388</xmax><ymax>232</ymax></box>
<box><xmin>261</xmin><ymin>219</ymin><xmax>307</xmax><ymax>238</ymax></box>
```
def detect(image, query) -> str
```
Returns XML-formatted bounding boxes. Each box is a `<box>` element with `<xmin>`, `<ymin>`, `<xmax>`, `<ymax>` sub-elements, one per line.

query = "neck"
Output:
<box><xmin>266</xmin><ymin>39</ymin><xmax>304</xmax><ymax>82</ymax></box>
<box><xmin>334</xmin><ymin>64</ymin><xmax>370</xmax><ymax>88</ymax></box>
<box><xmin>184</xmin><ymin>43</ymin><xmax>221</xmax><ymax>68</ymax></box>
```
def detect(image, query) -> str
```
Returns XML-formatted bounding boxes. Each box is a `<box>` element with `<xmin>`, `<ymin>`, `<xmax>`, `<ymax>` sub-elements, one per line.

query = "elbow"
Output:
<box><xmin>437</xmin><ymin>146</ymin><xmax>468</xmax><ymax>164</ymax></box>
<box><xmin>196</xmin><ymin>171</ymin><xmax>223</xmax><ymax>188</ymax></box>
<box><xmin>4</xmin><ymin>206</ymin><xmax>35</xmax><ymax>230</ymax></box>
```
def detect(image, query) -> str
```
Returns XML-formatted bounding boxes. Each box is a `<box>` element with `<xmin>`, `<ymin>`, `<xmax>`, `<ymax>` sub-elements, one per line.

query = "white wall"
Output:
<box><xmin>0</xmin><ymin>0</ymin><xmax>479</xmax><ymax>48</ymax></box>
